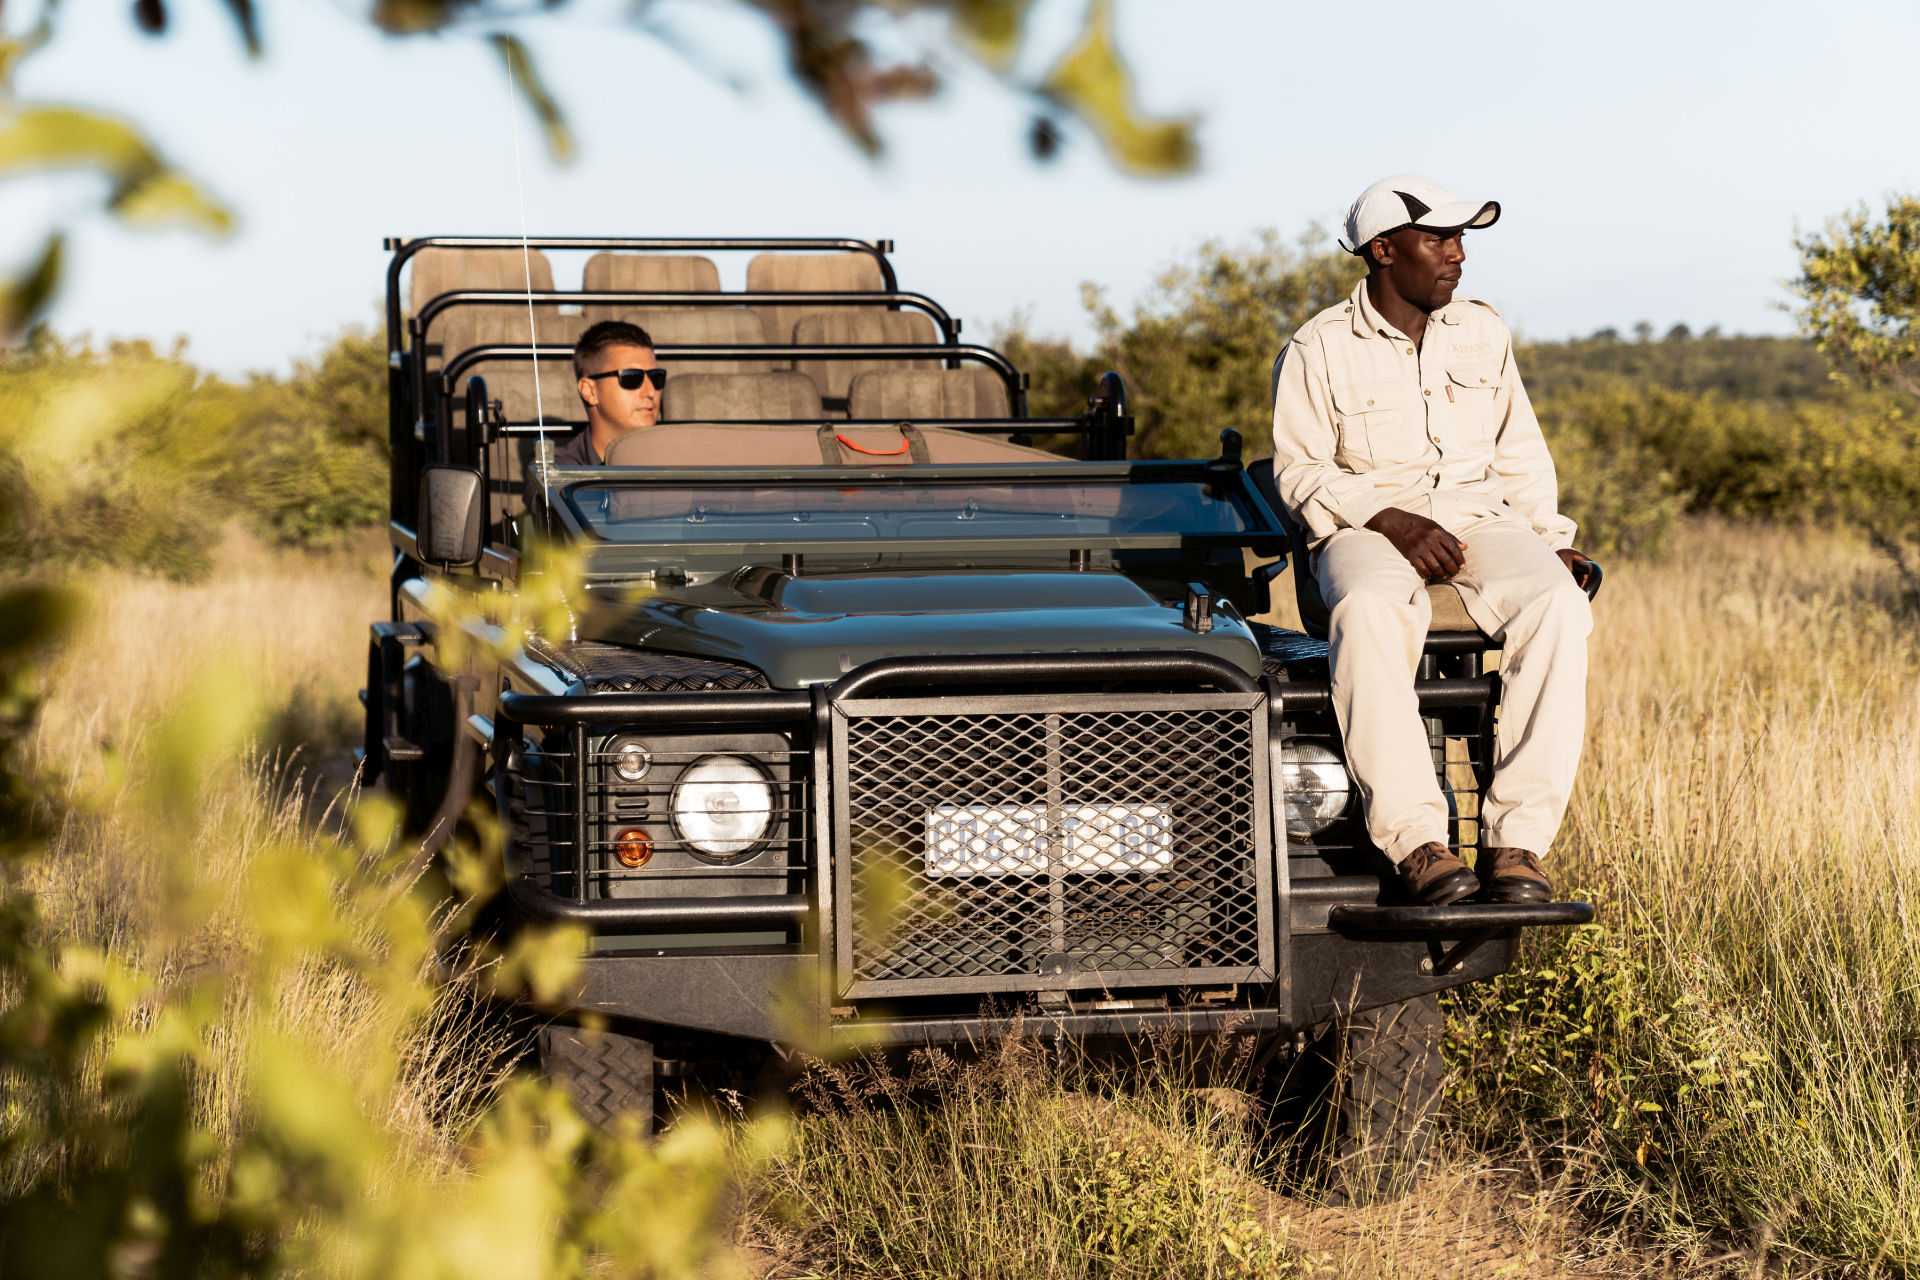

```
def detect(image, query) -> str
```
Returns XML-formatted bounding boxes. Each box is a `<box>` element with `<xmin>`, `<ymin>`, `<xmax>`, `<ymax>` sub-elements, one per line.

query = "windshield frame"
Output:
<box><xmin>537</xmin><ymin>460</ymin><xmax>1287</xmax><ymax>560</ymax></box>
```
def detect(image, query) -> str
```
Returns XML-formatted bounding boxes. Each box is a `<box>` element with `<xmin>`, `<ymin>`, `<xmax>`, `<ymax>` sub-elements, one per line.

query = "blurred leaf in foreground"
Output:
<box><xmin>0</xmin><ymin>105</ymin><xmax>233</xmax><ymax>235</ymax></box>
<box><xmin>1041</xmin><ymin>0</ymin><xmax>1196</xmax><ymax>176</ymax></box>
<box><xmin>489</xmin><ymin>33</ymin><xmax>574</xmax><ymax>164</ymax></box>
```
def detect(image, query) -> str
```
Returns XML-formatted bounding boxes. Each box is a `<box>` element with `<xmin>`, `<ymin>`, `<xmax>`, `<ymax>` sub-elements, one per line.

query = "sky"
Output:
<box><xmin>10</xmin><ymin>0</ymin><xmax>1920</xmax><ymax>376</ymax></box>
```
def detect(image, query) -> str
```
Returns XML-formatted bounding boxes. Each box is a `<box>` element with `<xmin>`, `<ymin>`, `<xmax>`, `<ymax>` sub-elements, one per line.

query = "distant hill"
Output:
<box><xmin>1518</xmin><ymin>331</ymin><xmax>1838</xmax><ymax>404</ymax></box>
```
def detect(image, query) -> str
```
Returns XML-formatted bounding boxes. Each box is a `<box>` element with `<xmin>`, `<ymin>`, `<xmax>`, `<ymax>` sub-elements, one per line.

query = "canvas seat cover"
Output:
<box><xmin>791</xmin><ymin>311</ymin><xmax>940</xmax><ymax>402</ymax></box>
<box><xmin>624</xmin><ymin>308</ymin><xmax>772</xmax><ymax>375</ymax></box>
<box><xmin>846</xmin><ymin>368</ymin><xmax>1011</xmax><ymax>420</ymax></box>
<box><xmin>746</xmin><ymin>252</ymin><xmax>886</xmax><ymax>345</ymax></box>
<box><xmin>605</xmin><ymin>423</ymin><xmax>1062</xmax><ymax>468</ymax></box>
<box><xmin>583</xmin><ymin>254</ymin><xmax>721</xmax><ymax>323</ymax></box>
<box><xmin>601</xmin><ymin>425</ymin><xmax>1089</xmax><ymax>522</ymax></box>
<box><xmin>661</xmin><ymin>372</ymin><xmax>823</xmax><ymax>422</ymax></box>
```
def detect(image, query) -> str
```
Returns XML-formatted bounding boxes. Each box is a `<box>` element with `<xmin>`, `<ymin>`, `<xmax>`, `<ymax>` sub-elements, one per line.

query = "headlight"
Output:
<box><xmin>608</xmin><ymin>737</ymin><xmax>652</xmax><ymax>783</ymax></box>
<box><xmin>671</xmin><ymin>755</ymin><xmax>775</xmax><ymax>860</ymax></box>
<box><xmin>1282</xmin><ymin>740</ymin><xmax>1352</xmax><ymax>839</ymax></box>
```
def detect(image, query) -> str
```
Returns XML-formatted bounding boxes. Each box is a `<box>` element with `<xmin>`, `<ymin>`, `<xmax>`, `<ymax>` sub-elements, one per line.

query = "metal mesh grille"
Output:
<box><xmin>834</xmin><ymin>696</ymin><xmax>1270</xmax><ymax>996</ymax></box>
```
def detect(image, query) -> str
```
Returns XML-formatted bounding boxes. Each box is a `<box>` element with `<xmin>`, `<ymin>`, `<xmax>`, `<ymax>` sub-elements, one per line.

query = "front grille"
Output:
<box><xmin>830</xmin><ymin>692</ymin><xmax>1273</xmax><ymax>998</ymax></box>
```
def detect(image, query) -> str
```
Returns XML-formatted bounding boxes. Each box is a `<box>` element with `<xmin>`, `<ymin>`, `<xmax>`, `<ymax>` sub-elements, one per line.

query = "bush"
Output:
<box><xmin>1008</xmin><ymin>229</ymin><xmax>1361</xmax><ymax>461</ymax></box>
<box><xmin>0</xmin><ymin>327</ymin><xmax>387</xmax><ymax>579</ymax></box>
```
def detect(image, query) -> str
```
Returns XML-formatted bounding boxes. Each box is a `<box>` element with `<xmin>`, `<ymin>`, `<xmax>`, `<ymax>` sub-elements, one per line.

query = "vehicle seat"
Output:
<box><xmin>792</xmin><ymin>311</ymin><xmax>940</xmax><ymax>407</ymax></box>
<box><xmin>603</xmin><ymin>423</ymin><xmax>1064</xmax><ymax>467</ymax></box>
<box><xmin>583</xmin><ymin>253</ymin><xmax>720</xmax><ymax>323</ymax></box>
<box><xmin>409</xmin><ymin>246</ymin><xmax>555</xmax><ymax>318</ymax></box>
<box><xmin>1246</xmin><ymin>455</ymin><xmax>1490</xmax><ymax>646</ymax></box>
<box><xmin>409</xmin><ymin>247</ymin><xmax>565</xmax><ymax>378</ymax></box>
<box><xmin>846</xmin><ymin>368</ymin><xmax>1010</xmax><ymax>420</ymax></box>
<box><xmin>661</xmin><ymin>371</ymin><xmax>823</xmax><ymax>422</ymax></box>
<box><xmin>623</xmin><ymin>308</ymin><xmax>773</xmax><ymax>374</ymax></box>
<box><xmin>746</xmin><ymin>251</ymin><xmax>885</xmax><ymax>347</ymax></box>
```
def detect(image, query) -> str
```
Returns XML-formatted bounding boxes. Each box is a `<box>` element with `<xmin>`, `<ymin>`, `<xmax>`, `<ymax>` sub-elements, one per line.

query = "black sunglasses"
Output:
<box><xmin>587</xmin><ymin>367</ymin><xmax>667</xmax><ymax>391</ymax></box>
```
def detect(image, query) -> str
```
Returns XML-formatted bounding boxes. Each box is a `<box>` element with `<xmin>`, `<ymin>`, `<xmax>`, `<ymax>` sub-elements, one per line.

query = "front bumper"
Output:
<box><xmin>494</xmin><ymin>650</ymin><xmax>1569</xmax><ymax>1039</ymax></box>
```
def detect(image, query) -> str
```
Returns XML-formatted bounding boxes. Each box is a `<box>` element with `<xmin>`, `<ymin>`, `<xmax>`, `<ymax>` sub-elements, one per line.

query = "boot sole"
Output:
<box><xmin>1485</xmin><ymin>878</ymin><xmax>1553</xmax><ymax>904</ymax></box>
<box><xmin>1414</xmin><ymin>868</ymin><xmax>1482</xmax><ymax>906</ymax></box>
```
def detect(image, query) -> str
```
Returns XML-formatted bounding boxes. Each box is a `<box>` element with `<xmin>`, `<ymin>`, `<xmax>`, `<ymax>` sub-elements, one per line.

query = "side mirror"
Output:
<box><xmin>417</xmin><ymin>464</ymin><xmax>483</xmax><ymax>568</ymax></box>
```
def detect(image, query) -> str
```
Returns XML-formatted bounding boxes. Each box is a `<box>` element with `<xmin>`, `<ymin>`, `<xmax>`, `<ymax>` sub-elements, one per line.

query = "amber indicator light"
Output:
<box><xmin>613</xmin><ymin>827</ymin><xmax>654</xmax><ymax>868</ymax></box>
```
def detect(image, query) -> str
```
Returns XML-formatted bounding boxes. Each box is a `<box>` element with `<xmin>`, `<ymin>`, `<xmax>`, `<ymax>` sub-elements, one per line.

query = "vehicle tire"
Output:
<box><xmin>537</xmin><ymin>1024</ymin><xmax>656</xmax><ymax>1134</ymax></box>
<box><xmin>1304</xmin><ymin>993</ymin><xmax>1446</xmax><ymax>1206</ymax></box>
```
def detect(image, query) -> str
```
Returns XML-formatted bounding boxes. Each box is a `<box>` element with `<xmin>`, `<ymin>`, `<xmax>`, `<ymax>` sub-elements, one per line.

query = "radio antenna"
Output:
<box><xmin>501</xmin><ymin>42</ymin><xmax>547</xmax><ymax>436</ymax></box>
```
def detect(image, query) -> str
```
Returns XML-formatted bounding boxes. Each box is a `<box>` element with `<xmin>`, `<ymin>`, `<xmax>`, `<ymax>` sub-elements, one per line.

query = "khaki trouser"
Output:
<box><xmin>1315</xmin><ymin>516</ymin><xmax>1592</xmax><ymax>864</ymax></box>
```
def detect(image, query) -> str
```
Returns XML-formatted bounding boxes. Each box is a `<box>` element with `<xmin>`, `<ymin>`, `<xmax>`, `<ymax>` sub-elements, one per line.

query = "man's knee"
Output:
<box><xmin>1327</xmin><ymin>582</ymin><xmax>1425</xmax><ymax>638</ymax></box>
<box><xmin>1511</xmin><ymin>571</ymin><xmax>1591</xmax><ymax>641</ymax></box>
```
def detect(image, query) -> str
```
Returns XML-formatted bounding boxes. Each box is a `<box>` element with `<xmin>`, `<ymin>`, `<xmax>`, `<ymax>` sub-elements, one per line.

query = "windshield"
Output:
<box><xmin>564</xmin><ymin>478</ymin><xmax>1254</xmax><ymax>545</ymax></box>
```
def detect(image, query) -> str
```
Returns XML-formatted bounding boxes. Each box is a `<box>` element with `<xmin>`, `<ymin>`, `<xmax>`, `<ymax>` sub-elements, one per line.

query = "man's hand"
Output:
<box><xmin>1365</xmin><ymin>507</ymin><xmax>1466</xmax><ymax>579</ymax></box>
<box><xmin>1557</xmin><ymin>547</ymin><xmax>1597</xmax><ymax>590</ymax></box>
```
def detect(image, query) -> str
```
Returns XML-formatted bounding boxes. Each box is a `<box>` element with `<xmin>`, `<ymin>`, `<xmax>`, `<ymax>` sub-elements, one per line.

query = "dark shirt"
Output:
<box><xmin>520</xmin><ymin>428</ymin><xmax>601</xmax><ymax>519</ymax></box>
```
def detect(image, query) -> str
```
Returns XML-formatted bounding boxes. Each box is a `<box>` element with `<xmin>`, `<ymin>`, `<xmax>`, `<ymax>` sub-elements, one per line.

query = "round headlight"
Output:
<box><xmin>609</xmin><ymin>738</ymin><xmax>653</xmax><ymax>783</ymax></box>
<box><xmin>1282</xmin><ymin>740</ymin><xmax>1352</xmax><ymax>840</ymax></box>
<box><xmin>671</xmin><ymin>755</ymin><xmax>775</xmax><ymax>860</ymax></box>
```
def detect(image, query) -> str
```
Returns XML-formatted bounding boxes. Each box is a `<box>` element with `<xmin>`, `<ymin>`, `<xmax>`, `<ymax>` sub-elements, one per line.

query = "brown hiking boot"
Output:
<box><xmin>1482</xmin><ymin>847</ymin><xmax>1553</xmax><ymax>904</ymax></box>
<box><xmin>1397</xmin><ymin>841</ymin><xmax>1479</xmax><ymax>906</ymax></box>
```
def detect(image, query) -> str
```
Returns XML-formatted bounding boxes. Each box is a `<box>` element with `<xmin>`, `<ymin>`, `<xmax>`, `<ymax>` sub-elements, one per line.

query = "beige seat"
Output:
<box><xmin>746</xmin><ymin>252</ymin><xmax>886</xmax><ymax>347</ymax></box>
<box><xmin>791</xmin><ymin>311</ymin><xmax>939</xmax><ymax>405</ymax></box>
<box><xmin>847</xmin><ymin>368</ymin><xmax>1011</xmax><ymax>420</ymax></box>
<box><xmin>602</xmin><ymin>425</ymin><xmax>1089</xmax><ymax>524</ymax></box>
<box><xmin>410</xmin><ymin>247</ymin><xmax>568</xmax><ymax>377</ymax></box>
<box><xmin>583</xmin><ymin>254</ymin><xmax>721</xmax><ymax>323</ymax></box>
<box><xmin>409</xmin><ymin>246</ymin><xmax>555</xmax><ymax>318</ymax></box>
<box><xmin>453</xmin><ymin>309</ymin><xmax>583</xmax><ymax>421</ymax></box>
<box><xmin>624</xmin><ymin>308</ymin><xmax>772</xmax><ymax>375</ymax></box>
<box><xmin>661</xmin><ymin>372</ymin><xmax>823</xmax><ymax>422</ymax></box>
<box><xmin>607</xmin><ymin>423</ymin><xmax>1064</xmax><ymax>468</ymax></box>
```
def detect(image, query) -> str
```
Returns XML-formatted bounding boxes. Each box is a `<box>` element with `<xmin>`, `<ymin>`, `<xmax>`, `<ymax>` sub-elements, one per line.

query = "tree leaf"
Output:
<box><xmin>370</xmin><ymin>0</ymin><xmax>458</xmax><ymax>36</ymax></box>
<box><xmin>111</xmin><ymin>169</ymin><xmax>235</xmax><ymax>233</ymax></box>
<box><xmin>489</xmin><ymin>32</ymin><xmax>574</xmax><ymax>164</ymax></box>
<box><xmin>1</xmin><ymin>233</ymin><xmax>63</xmax><ymax>339</ymax></box>
<box><xmin>1041</xmin><ymin>0</ymin><xmax>1196</xmax><ymax>176</ymax></box>
<box><xmin>950</xmin><ymin>0</ymin><xmax>1031</xmax><ymax>70</ymax></box>
<box><xmin>0</xmin><ymin>106</ymin><xmax>233</xmax><ymax>234</ymax></box>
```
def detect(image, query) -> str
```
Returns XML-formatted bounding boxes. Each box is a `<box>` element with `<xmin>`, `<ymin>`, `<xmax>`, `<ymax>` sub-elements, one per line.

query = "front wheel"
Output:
<box><xmin>1295</xmin><ymin>993</ymin><xmax>1446</xmax><ymax>1205</ymax></box>
<box><xmin>537</xmin><ymin>1024</ymin><xmax>656</xmax><ymax>1134</ymax></box>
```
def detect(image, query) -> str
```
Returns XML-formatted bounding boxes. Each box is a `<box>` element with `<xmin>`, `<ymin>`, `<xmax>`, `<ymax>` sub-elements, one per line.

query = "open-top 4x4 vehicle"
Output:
<box><xmin>361</xmin><ymin>236</ymin><xmax>1596</xmax><ymax>1193</ymax></box>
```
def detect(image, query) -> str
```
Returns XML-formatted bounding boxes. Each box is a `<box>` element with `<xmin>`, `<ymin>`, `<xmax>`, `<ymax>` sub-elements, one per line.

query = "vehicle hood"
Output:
<box><xmin>581</xmin><ymin>569</ymin><xmax>1262</xmax><ymax>689</ymax></box>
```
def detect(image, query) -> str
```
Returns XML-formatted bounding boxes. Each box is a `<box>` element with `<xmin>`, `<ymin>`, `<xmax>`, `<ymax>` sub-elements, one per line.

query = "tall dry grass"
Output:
<box><xmin>6</xmin><ymin>528</ymin><xmax>522</xmax><ymax>1196</ymax></box>
<box><xmin>14</xmin><ymin>518</ymin><xmax>1920</xmax><ymax>1275</ymax></box>
<box><xmin>1451</xmin><ymin>519</ymin><xmax>1920</xmax><ymax>1272</ymax></box>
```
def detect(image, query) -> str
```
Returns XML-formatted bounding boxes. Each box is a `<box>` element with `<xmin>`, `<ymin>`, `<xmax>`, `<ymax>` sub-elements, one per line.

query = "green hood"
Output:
<box><xmin>582</xmin><ymin>569</ymin><xmax>1261</xmax><ymax>689</ymax></box>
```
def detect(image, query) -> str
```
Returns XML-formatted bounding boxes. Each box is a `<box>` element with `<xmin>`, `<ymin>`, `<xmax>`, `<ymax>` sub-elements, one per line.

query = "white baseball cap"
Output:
<box><xmin>1341</xmin><ymin>174</ymin><xmax>1500</xmax><ymax>254</ymax></box>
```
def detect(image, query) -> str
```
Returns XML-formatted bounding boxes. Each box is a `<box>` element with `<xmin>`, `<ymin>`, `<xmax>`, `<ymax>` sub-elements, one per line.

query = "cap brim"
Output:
<box><xmin>1412</xmin><ymin>199</ymin><xmax>1500</xmax><ymax>234</ymax></box>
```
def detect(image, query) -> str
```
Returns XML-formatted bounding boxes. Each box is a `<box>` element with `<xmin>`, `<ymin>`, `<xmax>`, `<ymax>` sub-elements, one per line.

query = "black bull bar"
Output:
<box><xmin>493</xmin><ymin>650</ymin><xmax>1507</xmax><ymax>934</ymax></box>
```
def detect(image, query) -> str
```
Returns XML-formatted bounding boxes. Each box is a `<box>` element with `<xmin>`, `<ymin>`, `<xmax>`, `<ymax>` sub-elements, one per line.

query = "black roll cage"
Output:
<box><xmin>384</xmin><ymin>236</ymin><xmax>904</xmax><ymax>533</ymax></box>
<box><xmin>441</xmin><ymin>341</ymin><xmax>1029</xmax><ymax>429</ymax></box>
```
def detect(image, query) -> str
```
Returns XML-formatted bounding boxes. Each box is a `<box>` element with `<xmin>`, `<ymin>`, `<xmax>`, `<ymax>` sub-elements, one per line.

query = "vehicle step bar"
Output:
<box><xmin>1328</xmin><ymin>900</ymin><xmax>1595</xmax><ymax>975</ymax></box>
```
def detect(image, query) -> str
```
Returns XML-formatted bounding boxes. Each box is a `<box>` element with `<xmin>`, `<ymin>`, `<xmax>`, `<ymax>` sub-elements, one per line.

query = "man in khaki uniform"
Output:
<box><xmin>1269</xmin><ymin>174</ymin><xmax>1595</xmax><ymax>906</ymax></box>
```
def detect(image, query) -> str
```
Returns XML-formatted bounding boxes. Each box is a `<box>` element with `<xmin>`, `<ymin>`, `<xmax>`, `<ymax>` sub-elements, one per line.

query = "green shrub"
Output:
<box><xmin>0</xmin><ymin>327</ymin><xmax>388</xmax><ymax>579</ymax></box>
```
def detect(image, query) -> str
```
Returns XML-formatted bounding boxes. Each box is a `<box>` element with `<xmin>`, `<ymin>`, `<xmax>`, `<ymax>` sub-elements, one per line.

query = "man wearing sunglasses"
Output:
<box><xmin>560</xmin><ymin>319</ymin><xmax>666</xmax><ymax>465</ymax></box>
<box><xmin>524</xmin><ymin>320</ymin><xmax>666</xmax><ymax>513</ymax></box>
<box><xmin>1268</xmin><ymin>174</ymin><xmax>1595</xmax><ymax>909</ymax></box>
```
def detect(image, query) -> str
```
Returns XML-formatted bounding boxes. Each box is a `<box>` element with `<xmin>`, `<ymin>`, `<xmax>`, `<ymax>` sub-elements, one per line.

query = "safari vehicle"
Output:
<box><xmin>360</xmin><ymin>235</ymin><xmax>1596</xmax><ymax>1188</ymax></box>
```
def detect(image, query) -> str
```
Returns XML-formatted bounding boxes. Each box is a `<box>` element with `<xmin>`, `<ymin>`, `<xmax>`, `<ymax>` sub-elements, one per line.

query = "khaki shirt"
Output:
<box><xmin>1269</xmin><ymin>278</ymin><xmax>1576</xmax><ymax>551</ymax></box>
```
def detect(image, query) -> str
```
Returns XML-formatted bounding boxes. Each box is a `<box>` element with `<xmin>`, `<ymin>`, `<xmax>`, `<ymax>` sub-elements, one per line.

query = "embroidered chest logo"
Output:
<box><xmin>1451</xmin><ymin>341</ymin><xmax>1492</xmax><ymax>355</ymax></box>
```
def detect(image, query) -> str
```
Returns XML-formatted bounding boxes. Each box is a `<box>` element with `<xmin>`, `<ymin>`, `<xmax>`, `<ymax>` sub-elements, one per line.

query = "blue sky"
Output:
<box><xmin>11</xmin><ymin>0</ymin><xmax>1920</xmax><ymax>375</ymax></box>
